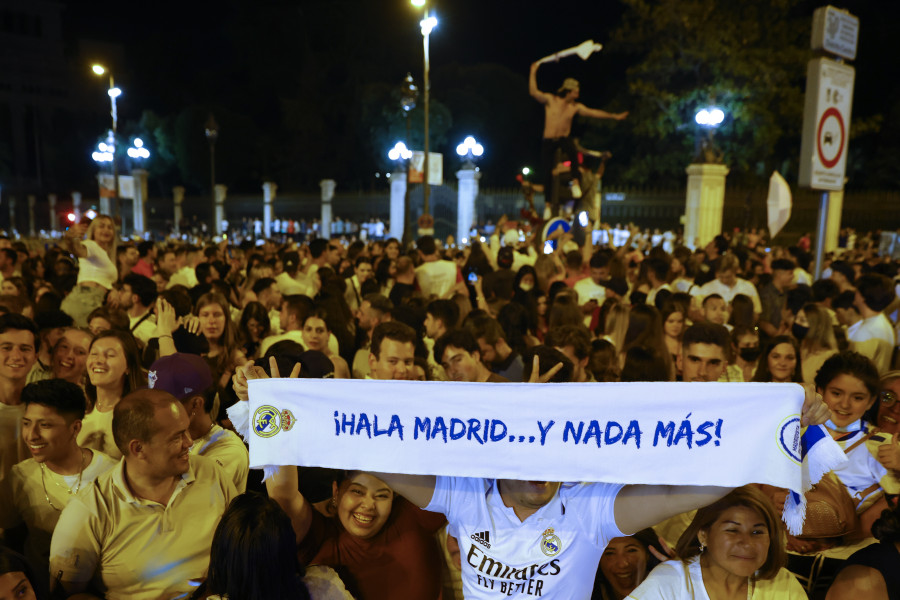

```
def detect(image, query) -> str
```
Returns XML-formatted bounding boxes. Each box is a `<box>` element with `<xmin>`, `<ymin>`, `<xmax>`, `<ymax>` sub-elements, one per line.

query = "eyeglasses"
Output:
<box><xmin>881</xmin><ymin>390</ymin><xmax>898</xmax><ymax>408</ymax></box>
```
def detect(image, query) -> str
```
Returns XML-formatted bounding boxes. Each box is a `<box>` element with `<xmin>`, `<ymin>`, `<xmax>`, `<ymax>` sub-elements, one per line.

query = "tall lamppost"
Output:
<box><xmin>204</xmin><ymin>114</ymin><xmax>219</xmax><ymax>234</ymax></box>
<box><xmin>399</xmin><ymin>73</ymin><xmax>418</xmax><ymax>244</ymax></box>
<box><xmin>411</xmin><ymin>0</ymin><xmax>436</xmax><ymax>218</ymax></box>
<box><xmin>92</xmin><ymin>64</ymin><xmax>122</xmax><ymax>220</ymax></box>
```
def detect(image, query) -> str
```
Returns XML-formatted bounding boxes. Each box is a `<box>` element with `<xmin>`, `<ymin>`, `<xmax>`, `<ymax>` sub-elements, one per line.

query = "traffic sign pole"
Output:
<box><xmin>798</xmin><ymin>5</ymin><xmax>859</xmax><ymax>279</ymax></box>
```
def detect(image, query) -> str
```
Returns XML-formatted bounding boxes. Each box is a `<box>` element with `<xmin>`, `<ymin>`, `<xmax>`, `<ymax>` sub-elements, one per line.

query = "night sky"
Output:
<box><xmin>57</xmin><ymin>0</ymin><xmax>900</xmax><ymax>192</ymax></box>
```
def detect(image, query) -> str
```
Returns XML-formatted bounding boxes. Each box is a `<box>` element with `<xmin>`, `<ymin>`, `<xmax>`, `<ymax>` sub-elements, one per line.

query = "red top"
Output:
<box><xmin>300</xmin><ymin>497</ymin><xmax>446</xmax><ymax>600</ymax></box>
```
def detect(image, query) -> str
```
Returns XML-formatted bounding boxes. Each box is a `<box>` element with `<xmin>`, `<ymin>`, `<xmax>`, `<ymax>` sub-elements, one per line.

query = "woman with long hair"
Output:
<box><xmin>752</xmin><ymin>335</ymin><xmax>802</xmax><ymax>383</ymax></box>
<box><xmin>592</xmin><ymin>529</ymin><xmax>665</xmax><ymax>600</ymax></box>
<box><xmin>78</xmin><ymin>330</ymin><xmax>146</xmax><ymax>459</ymax></box>
<box><xmin>301</xmin><ymin>308</ymin><xmax>350</xmax><ymax>379</ymax></box>
<box><xmin>191</xmin><ymin>492</ymin><xmax>353</xmax><ymax>600</ymax></box>
<box><xmin>238</xmin><ymin>301</ymin><xmax>271</xmax><ymax>360</ymax></box>
<box><xmin>604</xmin><ymin>303</ymin><xmax>631</xmax><ymax>351</ymax></box>
<box><xmin>195</xmin><ymin>292</ymin><xmax>247</xmax><ymax>391</ymax></box>
<box><xmin>795</xmin><ymin>302</ymin><xmax>838</xmax><ymax>384</ymax></box>
<box><xmin>728</xmin><ymin>293</ymin><xmax>756</xmax><ymax>331</ymax></box>
<box><xmin>61</xmin><ymin>215</ymin><xmax>119</xmax><ymax>327</ymax></box>
<box><xmin>231</xmin><ymin>363</ymin><xmax>446</xmax><ymax>600</ymax></box>
<box><xmin>630</xmin><ymin>486</ymin><xmax>805</xmax><ymax>599</ymax></box>
<box><xmin>660</xmin><ymin>299</ymin><xmax>685</xmax><ymax>379</ymax></box>
<box><xmin>621</xmin><ymin>304</ymin><xmax>675</xmax><ymax>381</ymax></box>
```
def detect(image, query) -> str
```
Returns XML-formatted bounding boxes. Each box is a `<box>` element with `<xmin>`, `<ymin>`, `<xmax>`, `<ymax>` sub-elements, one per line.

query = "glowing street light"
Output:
<box><xmin>522</xmin><ymin>167</ymin><xmax>531</xmax><ymax>176</ymax></box>
<box><xmin>695</xmin><ymin>107</ymin><xmax>725</xmax><ymax>127</ymax></box>
<box><xmin>388</xmin><ymin>141</ymin><xmax>413</xmax><ymax>161</ymax></box>
<box><xmin>694</xmin><ymin>106</ymin><xmax>726</xmax><ymax>163</ymax></box>
<box><xmin>91</xmin><ymin>136</ymin><xmax>115</xmax><ymax>163</ymax></box>
<box><xmin>127</xmin><ymin>138</ymin><xmax>150</xmax><ymax>160</ymax></box>
<box><xmin>456</xmin><ymin>136</ymin><xmax>484</xmax><ymax>159</ymax></box>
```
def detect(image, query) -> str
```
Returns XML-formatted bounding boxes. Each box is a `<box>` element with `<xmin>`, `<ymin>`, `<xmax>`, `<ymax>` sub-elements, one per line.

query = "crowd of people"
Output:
<box><xmin>0</xmin><ymin>211</ymin><xmax>898</xmax><ymax>599</ymax></box>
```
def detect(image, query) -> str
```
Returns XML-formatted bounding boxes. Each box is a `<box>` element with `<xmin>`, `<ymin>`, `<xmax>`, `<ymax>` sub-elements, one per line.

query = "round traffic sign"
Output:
<box><xmin>816</xmin><ymin>107</ymin><xmax>844</xmax><ymax>169</ymax></box>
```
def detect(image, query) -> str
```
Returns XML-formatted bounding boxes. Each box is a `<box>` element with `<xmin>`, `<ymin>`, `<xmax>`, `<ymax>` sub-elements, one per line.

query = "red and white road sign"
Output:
<box><xmin>816</xmin><ymin>107</ymin><xmax>844</xmax><ymax>169</ymax></box>
<box><xmin>799</xmin><ymin>58</ymin><xmax>855</xmax><ymax>191</ymax></box>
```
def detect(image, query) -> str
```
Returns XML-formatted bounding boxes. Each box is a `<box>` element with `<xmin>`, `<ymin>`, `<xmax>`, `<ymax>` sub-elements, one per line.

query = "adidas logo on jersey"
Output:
<box><xmin>470</xmin><ymin>530</ymin><xmax>491</xmax><ymax>549</ymax></box>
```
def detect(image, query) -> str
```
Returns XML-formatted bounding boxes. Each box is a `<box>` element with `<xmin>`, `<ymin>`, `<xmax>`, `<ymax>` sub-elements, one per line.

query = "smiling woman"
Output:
<box><xmin>628</xmin><ymin>486</ymin><xmax>805</xmax><ymax>599</ymax></box>
<box><xmin>592</xmin><ymin>529</ymin><xmax>663</xmax><ymax>600</ymax></box>
<box><xmin>78</xmin><ymin>330</ymin><xmax>146</xmax><ymax>459</ymax></box>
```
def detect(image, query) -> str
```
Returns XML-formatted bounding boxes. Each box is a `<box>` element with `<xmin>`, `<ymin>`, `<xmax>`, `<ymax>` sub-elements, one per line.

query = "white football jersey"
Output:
<box><xmin>427</xmin><ymin>477</ymin><xmax>625</xmax><ymax>599</ymax></box>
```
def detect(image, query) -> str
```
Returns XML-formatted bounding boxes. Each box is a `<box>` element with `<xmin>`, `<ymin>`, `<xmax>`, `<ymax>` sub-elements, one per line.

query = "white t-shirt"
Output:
<box><xmin>690</xmin><ymin>278</ymin><xmax>762</xmax><ymax>314</ymax></box>
<box><xmin>77</xmin><ymin>240</ymin><xmax>118</xmax><ymax>290</ymax></box>
<box><xmin>848</xmin><ymin>313</ymin><xmax>896</xmax><ymax>373</ymax></box>
<box><xmin>573</xmin><ymin>278</ymin><xmax>606</xmax><ymax>305</ymax></box>
<box><xmin>415</xmin><ymin>260</ymin><xmax>459</xmax><ymax>299</ymax></box>
<box><xmin>426</xmin><ymin>477</ymin><xmax>624</xmax><ymax>599</ymax></box>
<box><xmin>628</xmin><ymin>558</ymin><xmax>806</xmax><ymax>599</ymax></box>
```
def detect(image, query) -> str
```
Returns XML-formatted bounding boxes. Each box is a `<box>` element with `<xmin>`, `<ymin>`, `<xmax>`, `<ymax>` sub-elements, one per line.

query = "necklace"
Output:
<box><xmin>40</xmin><ymin>449</ymin><xmax>87</xmax><ymax>511</ymax></box>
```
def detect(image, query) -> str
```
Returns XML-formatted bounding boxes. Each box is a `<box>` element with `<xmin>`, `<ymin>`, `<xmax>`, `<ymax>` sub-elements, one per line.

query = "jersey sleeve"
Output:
<box><xmin>565</xmin><ymin>482</ymin><xmax>626</xmax><ymax>548</ymax></box>
<box><xmin>425</xmin><ymin>476</ymin><xmax>486</xmax><ymax>526</ymax></box>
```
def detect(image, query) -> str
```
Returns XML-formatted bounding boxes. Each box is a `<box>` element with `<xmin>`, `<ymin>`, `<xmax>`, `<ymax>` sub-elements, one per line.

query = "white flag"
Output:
<box><xmin>767</xmin><ymin>171</ymin><xmax>792</xmax><ymax>239</ymax></box>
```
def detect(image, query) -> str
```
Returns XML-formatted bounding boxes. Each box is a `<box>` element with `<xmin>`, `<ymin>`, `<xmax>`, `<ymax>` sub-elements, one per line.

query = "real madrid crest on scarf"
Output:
<box><xmin>540</xmin><ymin>527</ymin><xmax>561</xmax><ymax>557</ymax></box>
<box><xmin>253</xmin><ymin>405</ymin><xmax>295</xmax><ymax>438</ymax></box>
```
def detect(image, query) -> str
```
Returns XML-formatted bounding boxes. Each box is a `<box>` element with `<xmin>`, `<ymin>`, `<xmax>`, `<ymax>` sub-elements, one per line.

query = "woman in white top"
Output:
<box><xmin>628</xmin><ymin>486</ymin><xmax>805</xmax><ymax>599</ymax></box>
<box><xmin>61</xmin><ymin>215</ymin><xmax>119</xmax><ymax>327</ymax></box>
<box><xmin>78</xmin><ymin>330</ymin><xmax>146</xmax><ymax>459</ymax></box>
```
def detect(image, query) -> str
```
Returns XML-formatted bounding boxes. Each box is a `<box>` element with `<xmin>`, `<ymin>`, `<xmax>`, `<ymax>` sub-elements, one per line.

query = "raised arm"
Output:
<box><xmin>614</xmin><ymin>484</ymin><xmax>731</xmax><ymax>534</ymax></box>
<box><xmin>529</xmin><ymin>61</ymin><xmax>552</xmax><ymax>105</ymax></box>
<box><xmin>266</xmin><ymin>465</ymin><xmax>314</xmax><ymax>544</ymax></box>
<box><xmin>576</xmin><ymin>105</ymin><xmax>629</xmax><ymax>121</ymax></box>
<box><xmin>368</xmin><ymin>472</ymin><xmax>437</xmax><ymax>509</ymax></box>
<box><xmin>64</xmin><ymin>223</ymin><xmax>89</xmax><ymax>259</ymax></box>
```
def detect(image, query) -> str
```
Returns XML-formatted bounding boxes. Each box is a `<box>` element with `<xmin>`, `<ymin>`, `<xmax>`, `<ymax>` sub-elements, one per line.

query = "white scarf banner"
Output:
<box><xmin>235</xmin><ymin>379</ymin><xmax>844</xmax><ymax>534</ymax></box>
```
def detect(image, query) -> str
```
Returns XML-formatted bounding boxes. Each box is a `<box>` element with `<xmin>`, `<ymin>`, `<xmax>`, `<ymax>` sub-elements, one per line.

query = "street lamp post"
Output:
<box><xmin>685</xmin><ymin>105</ymin><xmax>729</xmax><ymax>249</ymax></box>
<box><xmin>694</xmin><ymin>106</ymin><xmax>725</xmax><ymax>163</ymax></box>
<box><xmin>204</xmin><ymin>114</ymin><xmax>219</xmax><ymax>235</ymax></box>
<box><xmin>399</xmin><ymin>73</ymin><xmax>418</xmax><ymax>245</ymax></box>
<box><xmin>412</xmin><ymin>0</ymin><xmax>437</xmax><ymax>218</ymax></box>
<box><xmin>92</xmin><ymin>64</ymin><xmax>122</xmax><ymax>221</ymax></box>
<box><xmin>455</xmin><ymin>136</ymin><xmax>483</xmax><ymax>245</ymax></box>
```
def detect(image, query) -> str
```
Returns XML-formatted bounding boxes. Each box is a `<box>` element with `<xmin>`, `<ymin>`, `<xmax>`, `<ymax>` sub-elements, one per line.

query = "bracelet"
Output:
<box><xmin>159</xmin><ymin>334</ymin><xmax>173</xmax><ymax>339</ymax></box>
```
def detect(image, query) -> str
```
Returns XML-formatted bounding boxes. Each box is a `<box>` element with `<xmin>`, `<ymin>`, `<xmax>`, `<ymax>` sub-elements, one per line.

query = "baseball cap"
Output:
<box><xmin>148</xmin><ymin>353</ymin><xmax>214</xmax><ymax>400</ymax></box>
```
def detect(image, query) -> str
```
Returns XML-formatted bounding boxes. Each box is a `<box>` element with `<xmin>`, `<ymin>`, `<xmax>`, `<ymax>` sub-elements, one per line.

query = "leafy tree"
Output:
<box><xmin>606</xmin><ymin>0</ymin><xmax>815</xmax><ymax>187</ymax></box>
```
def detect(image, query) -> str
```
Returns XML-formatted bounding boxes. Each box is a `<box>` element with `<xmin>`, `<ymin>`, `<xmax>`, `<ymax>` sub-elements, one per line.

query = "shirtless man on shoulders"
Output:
<box><xmin>530</xmin><ymin>59</ymin><xmax>627</xmax><ymax>214</ymax></box>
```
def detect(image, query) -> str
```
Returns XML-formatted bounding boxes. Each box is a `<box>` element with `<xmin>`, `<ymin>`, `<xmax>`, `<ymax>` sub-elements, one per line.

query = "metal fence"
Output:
<box><xmin>141</xmin><ymin>184</ymin><xmax>898</xmax><ymax>242</ymax></box>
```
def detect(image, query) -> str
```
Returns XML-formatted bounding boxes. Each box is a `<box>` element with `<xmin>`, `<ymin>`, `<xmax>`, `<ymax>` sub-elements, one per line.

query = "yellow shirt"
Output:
<box><xmin>0</xmin><ymin>451</ymin><xmax>116</xmax><ymax>585</ymax></box>
<box><xmin>49</xmin><ymin>454</ymin><xmax>237</xmax><ymax>600</ymax></box>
